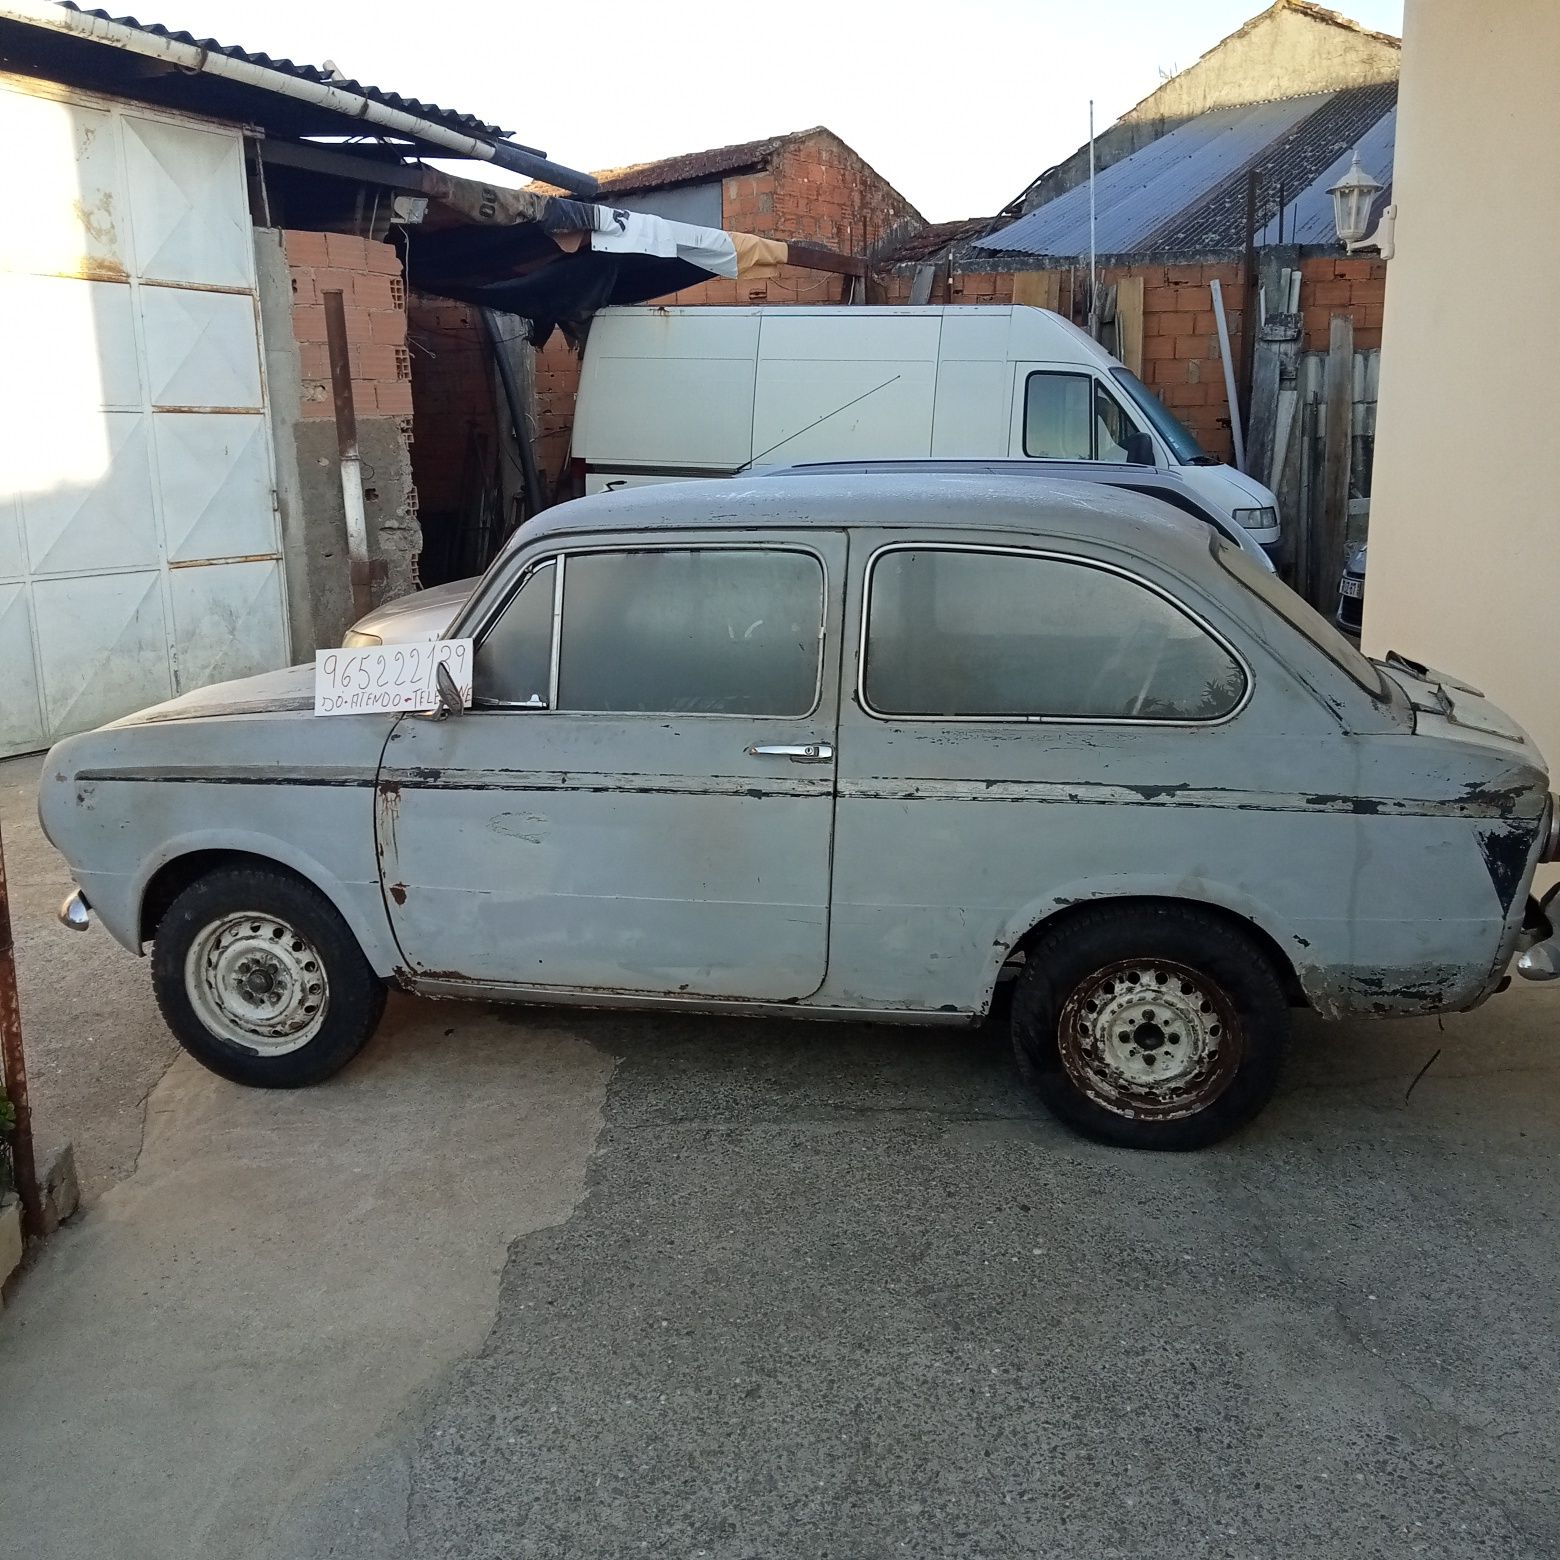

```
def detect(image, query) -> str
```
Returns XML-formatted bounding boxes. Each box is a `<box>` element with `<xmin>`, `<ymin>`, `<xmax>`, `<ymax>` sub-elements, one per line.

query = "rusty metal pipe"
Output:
<box><xmin>0</xmin><ymin>821</ymin><xmax>42</xmax><ymax>1240</ymax></box>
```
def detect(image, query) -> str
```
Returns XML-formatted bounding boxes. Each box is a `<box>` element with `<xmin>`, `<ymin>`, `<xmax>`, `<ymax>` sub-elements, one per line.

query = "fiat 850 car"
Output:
<box><xmin>39</xmin><ymin>473</ymin><xmax>1560</xmax><ymax>1150</ymax></box>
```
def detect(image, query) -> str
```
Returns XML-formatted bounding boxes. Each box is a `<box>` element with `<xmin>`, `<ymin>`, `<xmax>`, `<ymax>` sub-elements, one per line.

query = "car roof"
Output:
<box><xmin>513</xmin><ymin>472</ymin><xmax>1218</xmax><ymax>567</ymax></box>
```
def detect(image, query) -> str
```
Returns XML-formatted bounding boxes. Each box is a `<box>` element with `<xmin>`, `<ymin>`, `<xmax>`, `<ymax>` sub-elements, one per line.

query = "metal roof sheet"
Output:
<box><xmin>1152</xmin><ymin>81</ymin><xmax>1397</xmax><ymax>251</ymax></box>
<box><xmin>58</xmin><ymin>3</ymin><xmax>512</xmax><ymax>138</ymax></box>
<box><xmin>1270</xmin><ymin>103</ymin><xmax>1396</xmax><ymax>244</ymax></box>
<box><xmin>978</xmin><ymin>93</ymin><xmax>1331</xmax><ymax>257</ymax></box>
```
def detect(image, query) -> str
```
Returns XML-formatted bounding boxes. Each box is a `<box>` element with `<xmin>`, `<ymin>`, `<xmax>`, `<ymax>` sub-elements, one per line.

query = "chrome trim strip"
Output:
<box><xmin>547</xmin><ymin>553</ymin><xmax>565</xmax><ymax>710</ymax></box>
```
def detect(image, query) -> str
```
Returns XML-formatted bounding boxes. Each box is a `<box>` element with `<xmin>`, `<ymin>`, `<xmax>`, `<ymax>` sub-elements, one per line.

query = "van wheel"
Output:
<box><xmin>151</xmin><ymin>865</ymin><xmax>386</xmax><ymax>1088</ymax></box>
<box><xmin>1010</xmin><ymin>904</ymin><xmax>1288</xmax><ymax>1150</ymax></box>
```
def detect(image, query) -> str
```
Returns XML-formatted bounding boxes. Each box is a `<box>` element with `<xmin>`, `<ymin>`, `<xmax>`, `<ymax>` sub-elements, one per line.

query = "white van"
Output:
<box><xmin>571</xmin><ymin>304</ymin><xmax>1282</xmax><ymax>554</ymax></box>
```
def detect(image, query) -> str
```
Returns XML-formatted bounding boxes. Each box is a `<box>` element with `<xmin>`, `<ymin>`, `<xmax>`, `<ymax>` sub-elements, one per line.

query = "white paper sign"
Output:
<box><xmin>314</xmin><ymin>639</ymin><xmax>473</xmax><ymax>715</ymax></box>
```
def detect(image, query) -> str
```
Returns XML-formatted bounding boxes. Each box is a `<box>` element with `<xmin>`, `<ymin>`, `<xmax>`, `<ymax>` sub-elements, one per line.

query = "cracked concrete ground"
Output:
<box><xmin>3</xmin><ymin>752</ymin><xmax>1559</xmax><ymax>1557</ymax></box>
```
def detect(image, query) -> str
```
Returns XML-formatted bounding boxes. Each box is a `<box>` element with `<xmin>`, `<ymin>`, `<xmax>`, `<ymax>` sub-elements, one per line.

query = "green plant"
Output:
<box><xmin>0</xmin><ymin>1089</ymin><xmax>14</xmax><ymax>1196</ymax></box>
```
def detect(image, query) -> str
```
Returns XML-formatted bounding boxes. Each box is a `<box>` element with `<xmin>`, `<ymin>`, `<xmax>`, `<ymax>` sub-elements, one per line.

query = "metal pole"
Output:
<box><xmin>0</xmin><ymin>822</ymin><xmax>42</xmax><ymax>1240</ymax></box>
<box><xmin>322</xmin><ymin>289</ymin><xmax>374</xmax><ymax>624</ymax></box>
<box><xmin>481</xmin><ymin>308</ymin><xmax>546</xmax><ymax>522</ymax></box>
<box><xmin>1240</xmin><ymin>168</ymin><xmax>1259</xmax><ymax>427</ymax></box>
<box><xmin>1087</xmin><ymin>99</ymin><xmax>1097</xmax><ymax>337</ymax></box>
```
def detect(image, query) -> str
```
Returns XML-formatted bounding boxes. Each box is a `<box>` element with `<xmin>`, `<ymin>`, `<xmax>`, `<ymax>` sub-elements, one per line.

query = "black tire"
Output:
<box><xmin>151</xmin><ymin>864</ymin><xmax>386</xmax><ymax>1088</ymax></box>
<box><xmin>1010</xmin><ymin>903</ymin><xmax>1289</xmax><ymax>1150</ymax></box>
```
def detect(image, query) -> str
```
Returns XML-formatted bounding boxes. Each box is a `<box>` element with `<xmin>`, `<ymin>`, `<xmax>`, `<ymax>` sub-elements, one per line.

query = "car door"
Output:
<box><xmin>377</xmin><ymin>530</ymin><xmax>845</xmax><ymax>999</ymax></box>
<box><xmin>829</xmin><ymin>529</ymin><xmax>1276</xmax><ymax>1014</ymax></box>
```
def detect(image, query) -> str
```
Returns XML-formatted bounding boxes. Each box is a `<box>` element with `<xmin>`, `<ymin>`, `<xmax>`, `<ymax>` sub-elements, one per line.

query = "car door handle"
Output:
<box><xmin>747</xmin><ymin>742</ymin><xmax>834</xmax><ymax>763</ymax></box>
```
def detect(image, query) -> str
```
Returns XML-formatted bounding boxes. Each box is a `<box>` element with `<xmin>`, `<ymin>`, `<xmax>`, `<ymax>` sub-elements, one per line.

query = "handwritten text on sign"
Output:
<box><xmin>314</xmin><ymin>640</ymin><xmax>473</xmax><ymax>715</ymax></box>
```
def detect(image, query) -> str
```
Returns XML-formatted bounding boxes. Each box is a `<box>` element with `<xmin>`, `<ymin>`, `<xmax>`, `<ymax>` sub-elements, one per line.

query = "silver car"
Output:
<box><xmin>39</xmin><ymin>474</ymin><xmax>1559</xmax><ymax>1149</ymax></box>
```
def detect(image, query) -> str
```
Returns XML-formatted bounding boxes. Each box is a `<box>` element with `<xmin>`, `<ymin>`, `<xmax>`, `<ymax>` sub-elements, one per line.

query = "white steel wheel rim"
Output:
<box><xmin>185</xmin><ymin>911</ymin><xmax>330</xmax><ymax>1055</ymax></box>
<box><xmin>1057</xmin><ymin>958</ymin><xmax>1243</xmax><ymax>1122</ymax></box>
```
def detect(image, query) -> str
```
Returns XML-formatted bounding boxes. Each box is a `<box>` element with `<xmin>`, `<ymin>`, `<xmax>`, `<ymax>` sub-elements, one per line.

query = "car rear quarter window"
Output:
<box><xmin>863</xmin><ymin>545</ymin><xmax>1246</xmax><ymax>722</ymax></box>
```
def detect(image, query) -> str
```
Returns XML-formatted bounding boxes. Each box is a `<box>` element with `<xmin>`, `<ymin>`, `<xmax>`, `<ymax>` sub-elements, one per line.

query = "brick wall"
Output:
<box><xmin>881</xmin><ymin>255</ymin><xmax>1388</xmax><ymax>463</ymax></box>
<box><xmin>277</xmin><ymin>229</ymin><xmax>420</xmax><ymax>616</ymax></box>
<box><xmin>404</xmin><ymin>294</ymin><xmax>499</xmax><ymax>521</ymax></box>
<box><xmin>283</xmin><ymin>230</ymin><xmax>413</xmax><ymax>419</ymax></box>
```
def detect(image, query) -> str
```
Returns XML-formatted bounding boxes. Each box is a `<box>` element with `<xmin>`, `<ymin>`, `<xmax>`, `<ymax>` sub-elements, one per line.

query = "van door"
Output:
<box><xmin>1007</xmin><ymin>366</ymin><xmax>1153</xmax><ymax>465</ymax></box>
<box><xmin>377</xmin><ymin>532</ymin><xmax>846</xmax><ymax>1000</ymax></box>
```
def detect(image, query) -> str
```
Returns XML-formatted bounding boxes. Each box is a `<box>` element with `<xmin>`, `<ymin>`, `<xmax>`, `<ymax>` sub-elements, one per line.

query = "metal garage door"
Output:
<box><xmin>0</xmin><ymin>78</ymin><xmax>288</xmax><ymax>757</ymax></box>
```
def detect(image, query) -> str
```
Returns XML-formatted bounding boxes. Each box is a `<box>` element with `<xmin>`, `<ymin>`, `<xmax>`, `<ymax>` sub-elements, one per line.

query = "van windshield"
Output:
<box><xmin>1213</xmin><ymin>537</ymin><xmax>1389</xmax><ymax>700</ymax></box>
<box><xmin>1111</xmin><ymin>368</ymin><xmax>1212</xmax><ymax>465</ymax></box>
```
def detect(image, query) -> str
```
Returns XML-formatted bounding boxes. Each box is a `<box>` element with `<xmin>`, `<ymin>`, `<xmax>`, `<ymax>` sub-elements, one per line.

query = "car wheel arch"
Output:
<box><xmin>135</xmin><ymin>841</ymin><xmax>396</xmax><ymax>976</ymax></box>
<box><xmin>990</xmin><ymin>892</ymin><xmax>1309</xmax><ymax>1014</ymax></box>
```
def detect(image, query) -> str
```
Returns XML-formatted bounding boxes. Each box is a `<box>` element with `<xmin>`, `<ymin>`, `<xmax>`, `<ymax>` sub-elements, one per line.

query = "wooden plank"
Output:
<box><xmin>1011</xmin><ymin>269</ymin><xmax>1062</xmax><ymax>312</ymax></box>
<box><xmin>1314</xmin><ymin>313</ymin><xmax>1355</xmax><ymax>612</ymax></box>
<box><xmin>1115</xmin><ymin>274</ymin><xmax>1144</xmax><ymax>376</ymax></box>
<box><xmin>908</xmin><ymin>263</ymin><xmax>936</xmax><ymax>306</ymax></box>
<box><xmin>1209</xmin><ymin>279</ymin><xmax>1246</xmax><ymax>473</ymax></box>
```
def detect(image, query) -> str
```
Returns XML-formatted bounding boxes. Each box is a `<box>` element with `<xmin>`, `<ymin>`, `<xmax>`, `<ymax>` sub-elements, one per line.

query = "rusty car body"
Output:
<box><xmin>38</xmin><ymin>473</ymin><xmax>1560</xmax><ymax>1148</ymax></box>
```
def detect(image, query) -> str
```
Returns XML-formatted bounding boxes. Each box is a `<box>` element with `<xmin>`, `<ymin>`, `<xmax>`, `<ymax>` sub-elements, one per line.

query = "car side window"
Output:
<box><xmin>1023</xmin><ymin>372</ymin><xmax>1093</xmax><ymax>459</ymax></box>
<box><xmin>1092</xmin><ymin>380</ymin><xmax>1137</xmax><ymax>463</ymax></box>
<box><xmin>1024</xmin><ymin>372</ymin><xmax>1141</xmax><ymax>463</ymax></box>
<box><xmin>557</xmin><ymin>547</ymin><xmax>823</xmax><ymax>716</ymax></box>
<box><xmin>863</xmin><ymin>546</ymin><xmax>1246</xmax><ymax>722</ymax></box>
<box><xmin>473</xmin><ymin>558</ymin><xmax>555</xmax><ymax>707</ymax></box>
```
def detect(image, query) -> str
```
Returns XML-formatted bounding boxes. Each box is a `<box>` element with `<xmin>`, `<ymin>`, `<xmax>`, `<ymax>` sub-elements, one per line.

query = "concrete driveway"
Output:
<box><xmin>2</xmin><ymin>751</ymin><xmax>1558</xmax><ymax>1559</ymax></box>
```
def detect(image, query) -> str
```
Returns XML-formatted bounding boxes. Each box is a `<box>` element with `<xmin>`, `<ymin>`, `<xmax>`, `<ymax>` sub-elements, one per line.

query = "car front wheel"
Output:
<box><xmin>151</xmin><ymin>864</ymin><xmax>386</xmax><ymax>1088</ymax></box>
<box><xmin>1011</xmin><ymin>903</ymin><xmax>1288</xmax><ymax>1150</ymax></box>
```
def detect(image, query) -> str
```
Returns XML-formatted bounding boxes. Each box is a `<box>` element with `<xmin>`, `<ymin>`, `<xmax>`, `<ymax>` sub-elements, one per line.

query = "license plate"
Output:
<box><xmin>1339</xmin><ymin>576</ymin><xmax>1363</xmax><ymax>599</ymax></box>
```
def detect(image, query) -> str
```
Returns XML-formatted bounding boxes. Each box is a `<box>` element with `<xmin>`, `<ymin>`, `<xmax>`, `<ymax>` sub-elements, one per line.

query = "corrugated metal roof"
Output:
<box><xmin>1151</xmin><ymin>82</ymin><xmax>1397</xmax><ymax>251</ymax></box>
<box><xmin>58</xmin><ymin>3</ymin><xmax>511</xmax><ymax>138</ymax></box>
<box><xmin>975</xmin><ymin>83</ymin><xmax>1397</xmax><ymax>259</ymax></box>
<box><xmin>977</xmin><ymin>93</ymin><xmax>1331</xmax><ymax>257</ymax></box>
<box><xmin>1270</xmin><ymin>102</ymin><xmax>1396</xmax><ymax>244</ymax></box>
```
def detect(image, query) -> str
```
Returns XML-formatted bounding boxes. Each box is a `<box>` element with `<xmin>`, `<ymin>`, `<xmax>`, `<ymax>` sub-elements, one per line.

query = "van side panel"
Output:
<box><xmin>930</xmin><ymin>310</ymin><xmax>1012</xmax><ymax>456</ymax></box>
<box><xmin>751</xmin><ymin>312</ymin><xmax>941</xmax><ymax>465</ymax></box>
<box><xmin>574</xmin><ymin>310</ymin><xmax>760</xmax><ymax>471</ymax></box>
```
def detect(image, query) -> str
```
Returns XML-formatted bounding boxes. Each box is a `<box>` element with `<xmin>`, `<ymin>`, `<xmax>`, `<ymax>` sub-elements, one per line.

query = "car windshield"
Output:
<box><xmin>1111</xmin><ymin>368</ymin><xmax>1211</xmax><ymax>464</ymax></box>
<box><xmin>1212</xmin><ymin>537</ymin><xmax>1389</xmax><ymax>700</ymax></box>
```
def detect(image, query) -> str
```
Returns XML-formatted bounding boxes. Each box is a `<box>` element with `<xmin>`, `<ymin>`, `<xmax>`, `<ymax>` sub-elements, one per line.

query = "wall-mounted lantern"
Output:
<box><xmin>1329</xmin><ymin>150</ymin><xmax>1395</xmax><ymax>259</ymax></box>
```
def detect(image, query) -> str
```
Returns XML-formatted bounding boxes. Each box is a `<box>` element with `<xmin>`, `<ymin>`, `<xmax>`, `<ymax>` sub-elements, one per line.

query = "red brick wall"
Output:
<box><xmin>404</xmin><ymin>294</ymin><xmax>499</xmax><ymax>520</ymax></box>
<box><xmin>535</xmin><ymin>337</ymin><xmax>583</xmax><ymax>492</ymax></box>
<box><xmin>283</xmin><ymin>230</ymin><xmax>412</xmax><ymax>419</ymax></box>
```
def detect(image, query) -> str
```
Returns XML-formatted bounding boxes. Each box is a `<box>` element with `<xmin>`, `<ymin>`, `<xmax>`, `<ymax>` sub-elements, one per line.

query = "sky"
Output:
<box><xmin>128</xmin><ymin>0</ymin><xmax>1404</xmax><ymax>221</ymax></box>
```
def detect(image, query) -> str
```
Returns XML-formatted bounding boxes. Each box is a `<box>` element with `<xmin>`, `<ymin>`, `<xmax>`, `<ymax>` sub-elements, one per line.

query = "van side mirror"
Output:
<box><xmin>1124</xmin><ymin>430</ymin><xmax>1156</xmax><ymax>465</ymax></box>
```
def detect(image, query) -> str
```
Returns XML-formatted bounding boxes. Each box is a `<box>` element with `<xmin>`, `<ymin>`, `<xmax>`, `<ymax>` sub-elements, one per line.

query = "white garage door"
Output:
<box><xmin>0</xmin><ymin>80</ymin><xmax>288</xmax><ymax>757</ymax></box>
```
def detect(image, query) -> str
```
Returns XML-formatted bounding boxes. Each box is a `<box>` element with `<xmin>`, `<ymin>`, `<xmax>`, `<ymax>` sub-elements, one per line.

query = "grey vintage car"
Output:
<box><xmin>39</xmin><ymin>474</ymin><xmax>1560</xmax><ymax>1149</ymax></box>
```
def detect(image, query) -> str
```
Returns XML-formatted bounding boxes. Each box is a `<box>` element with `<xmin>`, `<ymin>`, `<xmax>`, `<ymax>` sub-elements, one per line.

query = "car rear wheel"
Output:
<box><xmin>1010</xmin><ymin>903</ymin><xmax>1288</xmax><ymax>1150</ymax></box>
<box><xmin>151</xmin><ymin>864</ymin><xmax>385</xmax><ymax>1088</ymax></box>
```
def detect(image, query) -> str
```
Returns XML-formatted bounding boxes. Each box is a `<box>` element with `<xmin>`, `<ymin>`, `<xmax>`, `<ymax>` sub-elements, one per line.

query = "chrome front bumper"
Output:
<box><xmin>58</xmin><ymin>889</ymin><xmax>91</xmax><ymax>931</ymax></box>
